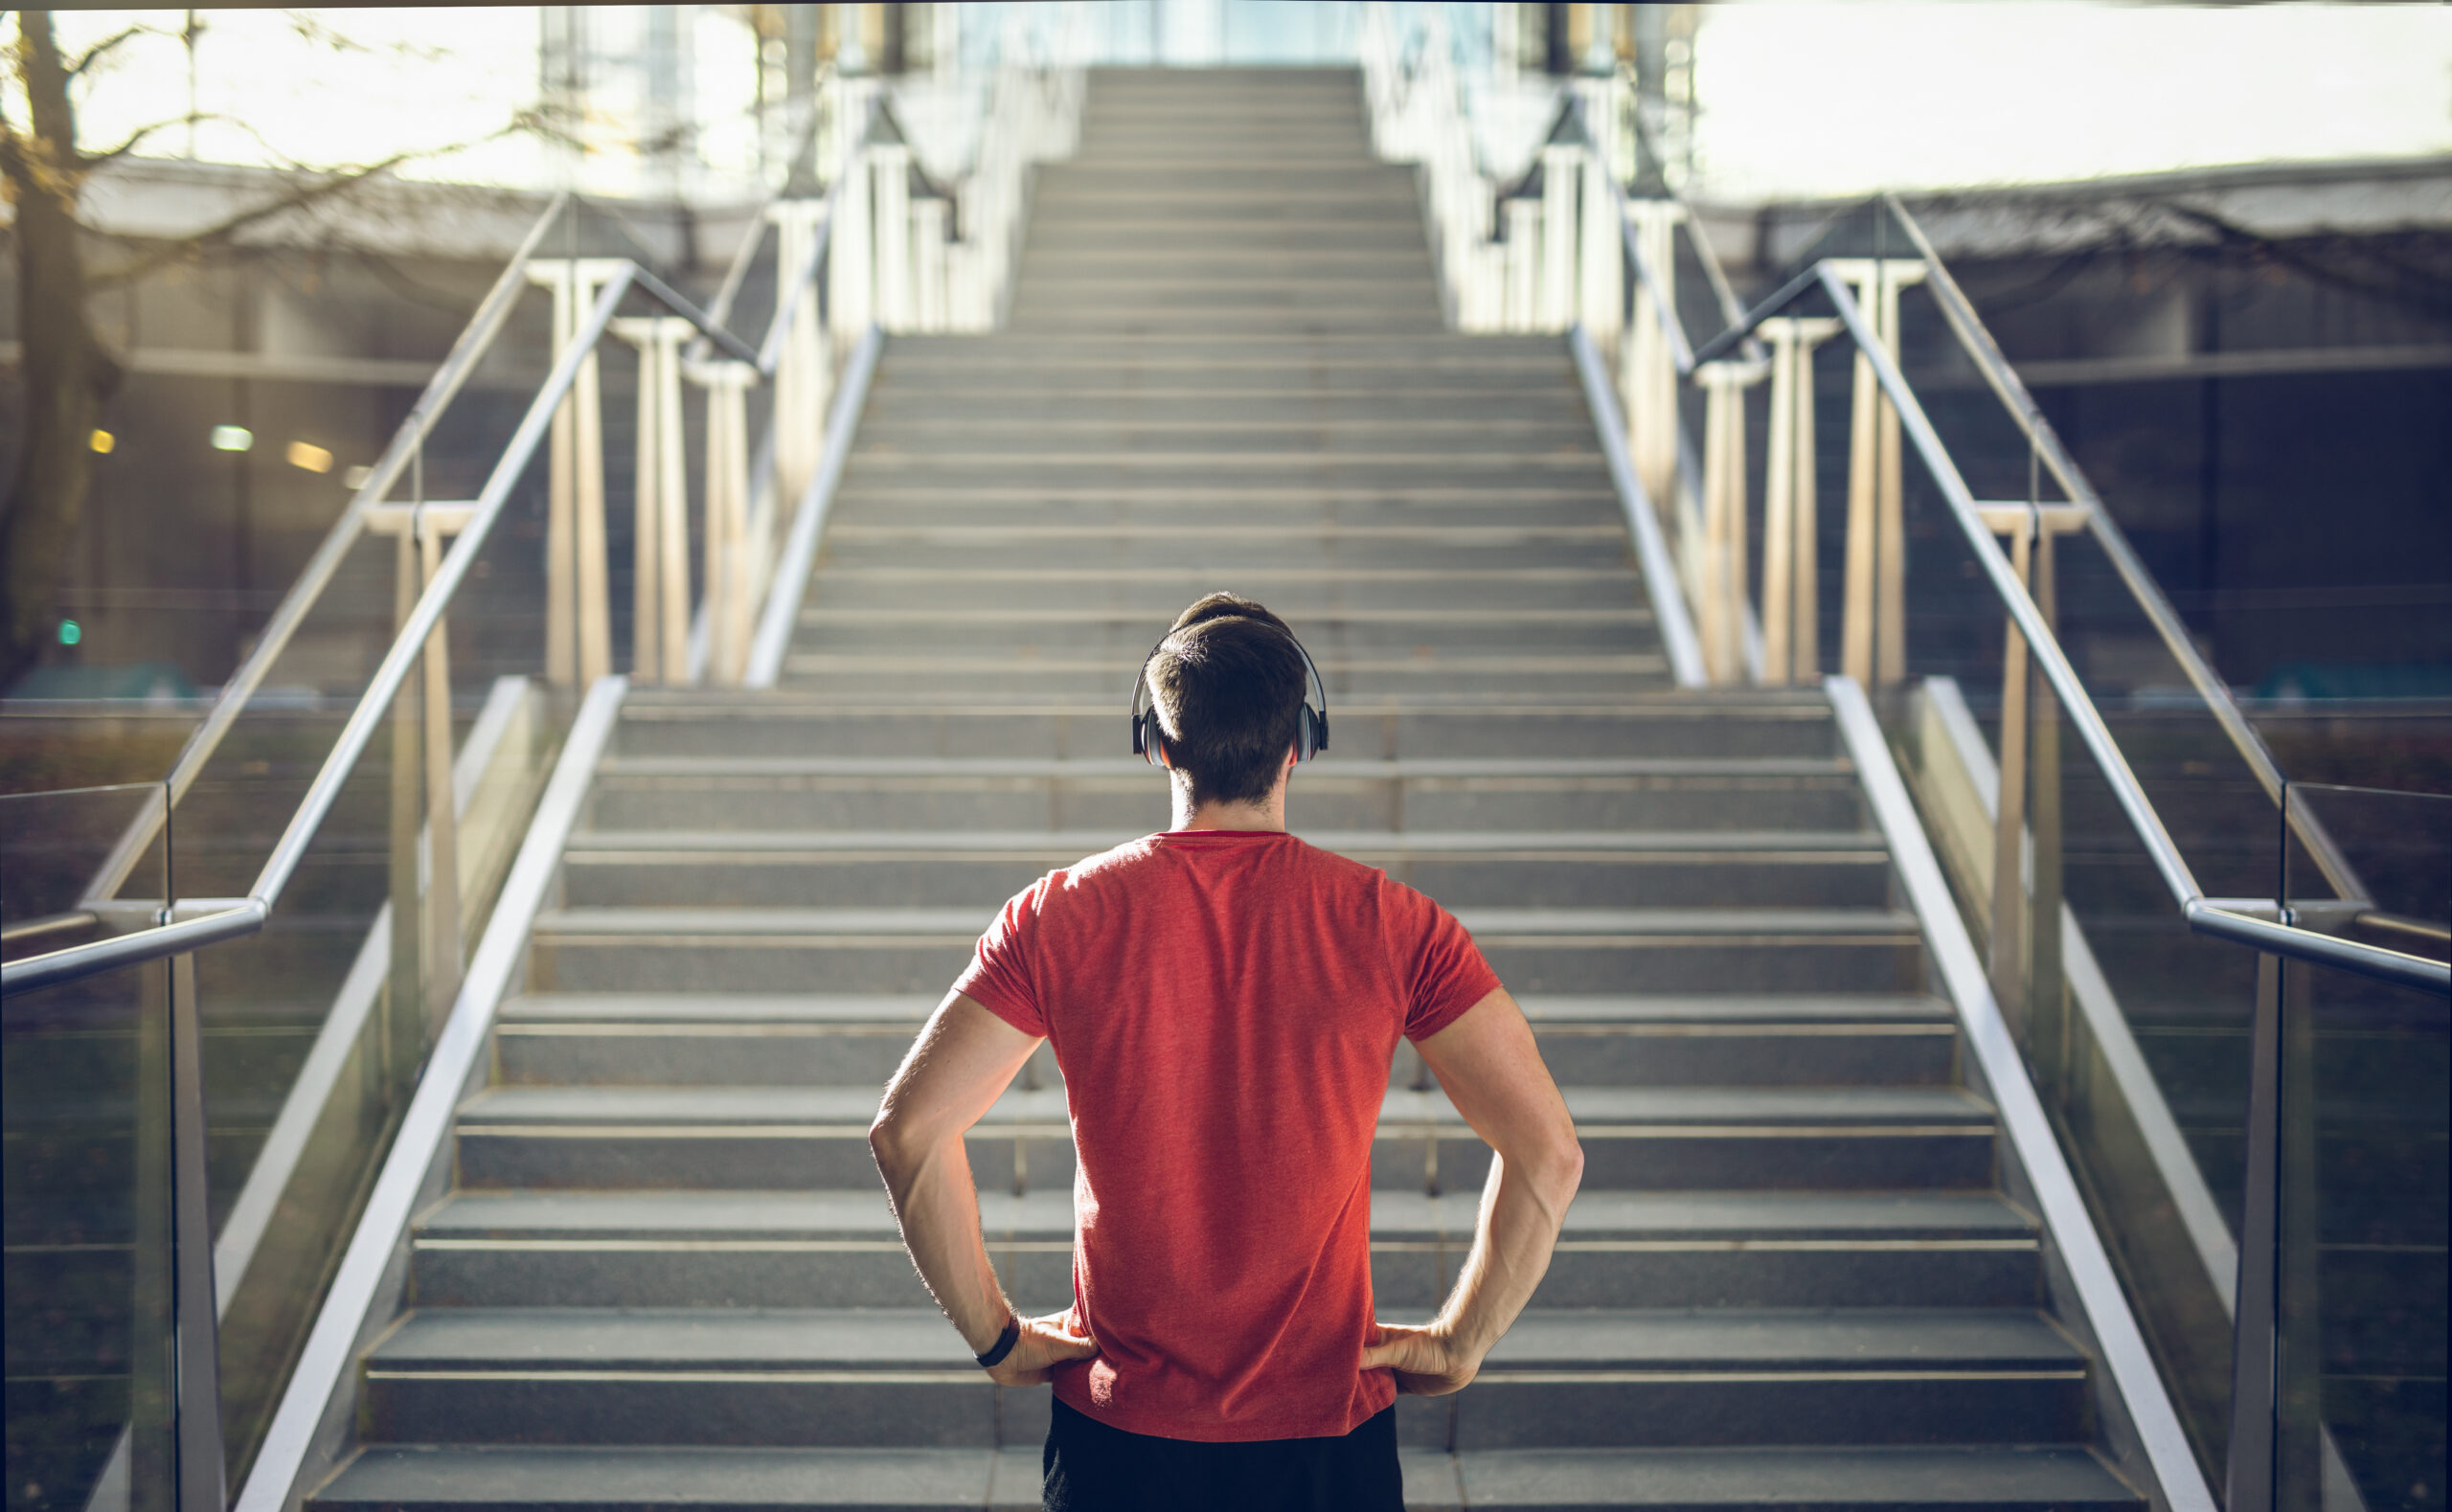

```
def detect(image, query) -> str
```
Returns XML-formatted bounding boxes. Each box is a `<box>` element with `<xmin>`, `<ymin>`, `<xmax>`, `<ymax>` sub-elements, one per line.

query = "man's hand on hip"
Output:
<box><xmin>1361</xmin><ymin>1322</ymin><xmax>1479</xmax><ymax>1397</ymax></box>
<box><xmin>987</xmin><ymin>1310</ymin><xmax>1100</xmax><ymax>1388</ymax></box>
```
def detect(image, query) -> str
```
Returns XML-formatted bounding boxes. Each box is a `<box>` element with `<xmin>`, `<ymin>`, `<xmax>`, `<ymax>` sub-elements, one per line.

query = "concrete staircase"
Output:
<box><xmin>308</xmin><ymin>69</ymin><xmax>2143</xmax><ymax>1510</ymax></box>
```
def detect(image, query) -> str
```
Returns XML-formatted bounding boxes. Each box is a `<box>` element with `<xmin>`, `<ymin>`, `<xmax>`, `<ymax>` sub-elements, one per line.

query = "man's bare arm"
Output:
<box><xmin>870</xmin><ymin>991</ymin><xmax>1097</xmax><ymax>1385</ymax></box>
<box><xmin>1362</xmin><ymin>986</ymin><xmax>1582</xmax><ymax>1394</ymax></box>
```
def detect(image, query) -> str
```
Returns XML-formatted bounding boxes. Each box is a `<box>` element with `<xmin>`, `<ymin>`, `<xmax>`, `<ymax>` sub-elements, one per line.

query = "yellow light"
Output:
<box><xmin>89</xmin><ymin>429</ymin><xmax>115</xmax><ymax>454</ymax></box>
<box><xmin>286</xmin><ymin>440</ymin><xmax>335</xmax><ymax>474</ymax></box>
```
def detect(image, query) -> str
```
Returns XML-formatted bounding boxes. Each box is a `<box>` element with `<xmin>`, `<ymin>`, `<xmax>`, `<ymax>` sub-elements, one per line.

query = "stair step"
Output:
<box><xmin>312</xmin><ymin>1442</ymin><xmax>1043</xmax><ymax>1510</ymax></box>
<box><xmin>451</xmin><ymin>1077</ymin><xmax>1984</xmax><ymax>1194</ymax></box>
<box><xmin>607</xmin><ymin>700</ymin><xmax>1843</xmax><ymax>761</ymax></box>
<box><xmin>853</xmin><ymin>418</ymin><xmax>1595</xmax><ymax>446</ymax></box>
<box><xmin>516</xmin><ymin>932</ymin><xmax>1922</xmax><ymax>1003</ymax></box>
<box><xmin>556</xmin><ymin>832</ymin><xmax>1892</xmax><ymax>913</ymax></box>
<box><xmin>312</xmin><ymin>1439</ymin><xmax>2138</xmax><ymax>1510</ymax></box>
<box><xmin>491</xmin><ymin>986</ymin><xmax>1949</xmax><ymax>1091</ymax></box>
<box><xmin>355</xmin><ymin>1307</ymin><xmax>2077</xmax><ymax>1451</ymax></box>
<box><xmin>797</xmin><ymin>604</ymin><xmax>1647</xmax><ymax>633</ymax></box>
<box><xmin>797</xmin><ymin>567</ymin><xmax>1648</xmax><ymax>612</ymax></box>
<box><xmin>859</xmin><ymin>395</ymin><xmax>1587</xmax><ymax>422</ymax></box>
<box><xmin>405</xmin><ymin>1185</ymin><xmax>2037</xmax><ymax>1313</ymax></box>
<box><xmin>1444</xmin><ymin>1445</ymin><xmax>2137</xmax><ymax>1507</ymax></box>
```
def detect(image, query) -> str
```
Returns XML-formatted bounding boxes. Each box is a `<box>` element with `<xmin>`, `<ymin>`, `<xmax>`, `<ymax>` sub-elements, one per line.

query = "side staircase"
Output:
<box><xmin>307</xmin><ymin>69</ymin><xmax>2146</xmax><ymax>1510</ymax></box>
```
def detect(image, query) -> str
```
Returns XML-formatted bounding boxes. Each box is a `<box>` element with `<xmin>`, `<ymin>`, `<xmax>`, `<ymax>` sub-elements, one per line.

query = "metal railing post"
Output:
<box><xmin>692</xmin><ymin>361</ymin><xmax>757</xmax><ymax>685</ymax></box>
<box><xmin>874</xmin><ymin>144</ymin><xmax>912</xmax><ymax>329</ymax></box>
<box><xmin>2227</xmin><ymin>951</ymin><xmax>2282</xmax><ymax>1512</ymax></box>
<box><xmin>1577</xmin><ymin>138</ymin><xmax>1619</xmax><ymax>356</ymax></box>
<box><xmin>2276</xmin><ymin>946</ymin><xmax>2324</xmax><ymax>1510</ymax></box>
<box><xmin>527</xmin><ymin>260</ymin><xmax>624</xmax><ymax>688</ymax></box>
<box><xmin>831</xmin><ymin>147</ymin><xmax>874</xmax><ymax>354</ymax></box>
<box><xmin>1988</xmin><ymin>508</ymin><xmax>2038</xmax><ymax>1028</ymax></box>
<box><xmin>383</xmin><ymin>529</ymin><xmax>428</xmax><ymax>1088</ymax></box>
<box><xmin>915</xmin><ymin>196</ymin><xmax>949</xmax><ymax>332</ymax></box>
<box><xmin>2027</xmin><ymin>510</ymin><xmax>2065</xmax><ymax>1091</ymax></box>
<box><xmin>415</xmin><ymin>512</ymin><xmax>464</xmax><ymax>1021</ymax></box>
<box><xmin>170</xmin><ymin>950</ymin><xmax>229</xmax><ymax>1510</ymax></box>
<box><xmin>1698</xmin><ymin>363</ymin><xmax>1755</xmax><ymax>686</ymax></box>
<box><xmin>1623</xmin><ymin>200</ymin><xmax>1681</xmax><ymax>511</ymax></box>
<box><xmin>615</xmin><ymin>316</ymin><xmax>697</xmax><ymax>686</ymax></box>
<box><xmin>131</xmin><ymin>953</ymin><xmax>176</xmax><ymax>1512</ymax></box>
<box><xmin>1830</xmin><ymin>259</ymin><xmax>1925</xmax><ymax>688</ymax></box>
<box><xmin>1761</xmin><ymin>317</ymin><xmax>1841</xmax><ymax>686</ymax></box>
<box><xmin>769</xmin><ymin>202</ymin><xmax>830</xmax><ymax>510</ymax></box>
<box><xmin>534</xmin><ymin>265</ymin><xmax>577</xmax><ymax>687</ymax></box>
<box><xmin>1504</xmin><ymin>198</ymin><xmax>1539</xmax><ymax>332</ymax></box>
<box><xmin>1540</xmin><ymin>144</ymin><xmax>1577</xmax><ymax>330</ymax></box>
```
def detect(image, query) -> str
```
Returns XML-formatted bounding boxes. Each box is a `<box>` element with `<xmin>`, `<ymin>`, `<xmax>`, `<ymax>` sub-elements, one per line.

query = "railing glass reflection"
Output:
<box><xmin>2250</xmin><ymin>784</ymin><xmax>2447</xmax><ymax>1512</ymax></box>
<box><xmin>3</xmin><ymin>785</ymin><xmax>181</xmax><ymax>1512</ymax></box>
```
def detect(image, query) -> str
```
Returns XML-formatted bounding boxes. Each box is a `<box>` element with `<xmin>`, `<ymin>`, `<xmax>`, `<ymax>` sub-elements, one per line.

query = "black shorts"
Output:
<box><xmin>1042</xmin><ymin>1396</ymin><xmax>1405</xmax><ymax>1512</ymax></box>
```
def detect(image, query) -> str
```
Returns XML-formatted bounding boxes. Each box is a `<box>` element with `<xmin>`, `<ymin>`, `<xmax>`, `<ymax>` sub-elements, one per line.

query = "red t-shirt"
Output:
<box><xmin>953</xmin><ymin>828</ymin><xmax>1500</xmax><ymax>1442</ymax></box>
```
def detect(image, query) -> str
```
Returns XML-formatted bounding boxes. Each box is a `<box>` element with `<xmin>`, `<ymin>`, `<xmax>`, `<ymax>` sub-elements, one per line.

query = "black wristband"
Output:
<box><xmin>975</xmin><ymin>1317</ymin><xmax>1021</xmax><ymax>1369</ymax></box>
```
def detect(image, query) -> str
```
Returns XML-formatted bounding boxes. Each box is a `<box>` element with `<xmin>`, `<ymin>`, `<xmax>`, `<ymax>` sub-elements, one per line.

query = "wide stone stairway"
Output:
<box><xmin>311</xmin><ymin>69</ymin><xmax>2144</xmax><ymax>1509</ymax></box>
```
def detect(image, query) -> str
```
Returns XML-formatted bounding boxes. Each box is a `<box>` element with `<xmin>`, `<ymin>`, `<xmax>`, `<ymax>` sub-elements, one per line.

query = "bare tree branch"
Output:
<box><xmin>68</xmin><ymin>22</ymin><xmax>175</xmax><ymax>79</ymax></box>
<box><xmin>79</xmin><ymin>113</ymin><xmax>198</xmax><ymax>168</ymax></box>
<box><xmin>86</xmin><ymin>150</ymin><xmax>416</xmax><ymax>290</ymax></box>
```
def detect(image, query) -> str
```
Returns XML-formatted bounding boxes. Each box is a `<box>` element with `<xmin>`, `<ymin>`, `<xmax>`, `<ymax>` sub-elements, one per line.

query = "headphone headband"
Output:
<box><xmin>1129</xmin><ymin>619</ymin><xmax>1330</xmax><ymax>766</ymax></box>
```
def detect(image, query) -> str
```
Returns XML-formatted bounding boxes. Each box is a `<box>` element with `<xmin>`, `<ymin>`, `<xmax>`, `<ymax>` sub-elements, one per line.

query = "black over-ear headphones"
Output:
<box><xmin>1129</xmin><ymin>621</ymin><xmax>1330</xmax><ymax>767</ymax></box>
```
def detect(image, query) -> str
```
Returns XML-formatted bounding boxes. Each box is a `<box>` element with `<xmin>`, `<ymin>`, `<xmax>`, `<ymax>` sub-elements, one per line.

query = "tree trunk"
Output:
<box><xmin>1</xmin><ymin>11</ymin><xmax>122</xmax><ymax>688</ymax></box>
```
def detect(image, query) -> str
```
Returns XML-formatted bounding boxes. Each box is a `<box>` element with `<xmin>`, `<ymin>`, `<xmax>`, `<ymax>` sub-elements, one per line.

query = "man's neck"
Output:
<box><xmin>1169</xmin><ymin>789</ymin><xmax>1287</xmax><ymax>833</ymax></box>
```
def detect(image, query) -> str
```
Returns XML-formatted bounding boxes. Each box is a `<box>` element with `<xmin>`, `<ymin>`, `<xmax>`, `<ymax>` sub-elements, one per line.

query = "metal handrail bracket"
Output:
<box><xmin>1568</xmin><ymin>323</ymin><xmax>1705</xmax><ymax>688</ymax></box>
<box><xmin>1828</xmin><ymin>673</ymin><xmax>2217</xmax><ymax>1512</ymax></box>
<box><xmin>2184</xmin><ymin>899</ymin><xmax>2447</xmax><ymax>995</ymax></box>
<box><xmin>234</xmin><ymin>675</ymin><xmax>628</xmax><ymax>1512</ymax></box>
<box><xmin>4</xmin><ymin>898</ymin><xmax>265</xmax><ymax>994</ymax></box>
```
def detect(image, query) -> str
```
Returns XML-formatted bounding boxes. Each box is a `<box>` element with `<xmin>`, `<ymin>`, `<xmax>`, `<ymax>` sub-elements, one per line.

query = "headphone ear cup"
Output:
<box><xmin>1293</xmin><ymin>706</ymin><xmax>1319</xmax><ymax>763</ymax></box>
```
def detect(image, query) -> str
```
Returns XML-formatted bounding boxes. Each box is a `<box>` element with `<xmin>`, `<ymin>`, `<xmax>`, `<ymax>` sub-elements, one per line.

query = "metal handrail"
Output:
<box><xmin>6</xmin><ymin>21</ymin><xmax>1084</xmax><ymax>998</ymax></box>
<box><xmin>1665</xmin><ymin>256</ymin><xmax>2444</xmax><ymax>997</ymax></box>
<box><xmin>75</xmin><ymin>98</ymin><xmax>877</xmax><ymax>915</ymax></box>
<box><xmin>79</xmin><ymin>193</ymin><xmax>572</xmax><ymax>907</ymax></box>
<box><xmin>4</xmin><ymin>259</ymin><xmax>707</xmax><ymax>991</ymax></box>
<box><xmin>1881</xmin><ymin>196</ymin><xmax>2365</xmax><ymax>901</ymax></box>
<box><xmin>7</xmin><ymin>259</ymin><xmax>754</xmax><ymax>999</ymax></box>
<box><xmin>1669</xmin><ymin>202</ymin><xmax>2368</xmax><ymax>906</ymax></box>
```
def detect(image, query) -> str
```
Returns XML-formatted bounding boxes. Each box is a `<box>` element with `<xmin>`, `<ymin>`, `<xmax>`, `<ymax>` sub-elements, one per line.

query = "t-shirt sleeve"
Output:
<box><xmin>1388</xmin><ymin>881</ymin><xmax>1504</xmax><ymax>1042</ymax></box>
<box><xmin>951</xmin><ymin>878</ymin><xmax>1053</xmax><ymax>1039</ymax></box>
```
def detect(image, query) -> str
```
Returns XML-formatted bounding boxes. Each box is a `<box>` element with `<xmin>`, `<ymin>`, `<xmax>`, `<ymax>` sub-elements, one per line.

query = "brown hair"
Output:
<box><xmin>1146</xmin><ymin>593</ymin><xmax>1308</xmax><ymax>807</ymax></box>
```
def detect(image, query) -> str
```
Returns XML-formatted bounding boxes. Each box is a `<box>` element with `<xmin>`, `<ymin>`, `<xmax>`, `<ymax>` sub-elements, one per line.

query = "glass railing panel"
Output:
<box><xmin>2265</xmin><ymin>767</ymin><xmax>2448</xmax><ymax>1512</ymax></box>
<box><xmin>1886</xmin><ymin>459</ymin><xmax>2263</xmax><ymax>1479</ymax></box>
<box><xmin>185</xmin><ymin>434</ymin><xmax>574</xmax><ymax>1484</ymax></box>
<box><xmin>2286</xmin><ymin>781</ymin><xmax>2452</xmax><ymax>963</ymax></box>
<box><xmin>2272</xmin><ymin>785</ymin><xmax>2448</xmax><ymax>1512</ymax></box>
<box><xmin>4</xmin><ymin>785</ymin><xmax>175</xmax><ymax>1512</ymax></box>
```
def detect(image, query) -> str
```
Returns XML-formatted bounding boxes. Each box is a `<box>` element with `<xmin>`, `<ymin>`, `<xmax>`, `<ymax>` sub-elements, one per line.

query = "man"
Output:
<box><xmin>870</xmin><ymin>594</ymin><xmax>1583</xmax><ymax>1511</ymax></box>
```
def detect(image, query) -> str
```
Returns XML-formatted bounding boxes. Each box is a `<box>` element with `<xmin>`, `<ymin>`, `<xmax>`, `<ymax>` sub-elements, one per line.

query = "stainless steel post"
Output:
<box><xmin>385</xmin><ymin>531</ymin><xmax>425</xmax><ymax>1091</ymax></box>
<box><xmin>2028</xmin><ymin>522</ymin><xmax>2065</xmax><ymax>1090</ymax></box>
<box><xmin>1988</xmin><ymin>511</ymin><xmax>2035</xmax><ymax>1027</ymax></box>
<box><xmin>170</xmin><ymin>952</ymin><xmax>228</xmax><ymax>1510</ymax></box>
<box><xmin>131</xmin><ymin>952</ymin><xmax>176</xmax><ymax>1512</ymax></box>
<box><xmin>416</xmin><ymin>517</ymin><xmax>464</xmax><ymax>1025</ymax></box>
<box><xmin>2227</xmin><ymin>951</ymin><xmax>2282</xmax><ymax>1512</ymax></box>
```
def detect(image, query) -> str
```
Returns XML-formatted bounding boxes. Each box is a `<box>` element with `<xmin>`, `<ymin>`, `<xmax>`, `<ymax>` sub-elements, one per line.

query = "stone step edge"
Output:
<box><xmin>309</xmin><ymin>1442</ymin><xmax>2137</xmax><ymax>1510</ymax></box>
